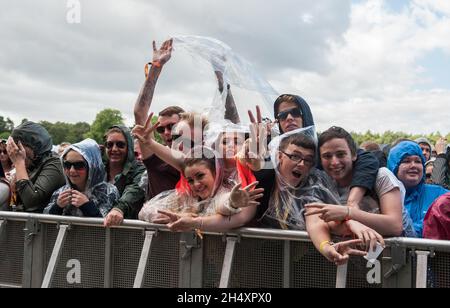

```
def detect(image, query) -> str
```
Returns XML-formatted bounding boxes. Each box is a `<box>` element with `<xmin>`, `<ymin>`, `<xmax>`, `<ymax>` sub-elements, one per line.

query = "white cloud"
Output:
<box><xmin>276</xmin><ymin>0</ymin><xmax>450</xmax><ymax>134</ymax></box>
<box><xmin>301</xmin><ymin>13</ymin><xmax>314</xmax><ymax>24</ymax></box>
<box><xmin>0</xmin><ymin>0</ymin><xmax>449</xmax><ymax>136</ymax></box>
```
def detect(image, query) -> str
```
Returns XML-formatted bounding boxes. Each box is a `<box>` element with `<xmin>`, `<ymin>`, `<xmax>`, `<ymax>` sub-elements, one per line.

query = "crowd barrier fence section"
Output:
<box><xmin>1</xmin><ymin>212</ymin><xmax>450</xmax><ymax>288</ymax></box>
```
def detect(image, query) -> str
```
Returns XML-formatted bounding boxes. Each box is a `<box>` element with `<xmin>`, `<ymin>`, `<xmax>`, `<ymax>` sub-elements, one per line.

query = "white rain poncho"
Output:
<box><xmin>260</xmin><ymin>126</ymin><xmax>341</xmax><ymax>230</ymax></box>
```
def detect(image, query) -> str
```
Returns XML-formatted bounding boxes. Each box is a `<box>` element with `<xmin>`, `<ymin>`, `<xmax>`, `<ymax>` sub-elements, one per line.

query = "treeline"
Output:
<box><xmin>351</xmin><ymin>131</ymin><xmax>450</xmax><ymax>147</ymax></box>
<box><xmin>0</xmin><ymin>109</ymin><xmax>124</xmax><ymax>145</ymax></box>
<box><xmin>1</xmin><ymin>113</ymin><xmax>449</xmax><ymax>147</ymax></box>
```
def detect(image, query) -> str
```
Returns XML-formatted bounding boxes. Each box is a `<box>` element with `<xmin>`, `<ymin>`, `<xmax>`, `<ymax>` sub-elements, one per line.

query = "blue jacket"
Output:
<box><xmin>388</xmin><ymin>141</ymin><xmax>448</xmax><ymax>237</ymax></box>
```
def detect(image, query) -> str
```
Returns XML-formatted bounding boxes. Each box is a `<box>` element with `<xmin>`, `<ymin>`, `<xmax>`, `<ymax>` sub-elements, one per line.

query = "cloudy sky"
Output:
<box><xmin>1</xmin><ymin>0</ymin><xmax>449</xmax><ymax>134</ymax></box>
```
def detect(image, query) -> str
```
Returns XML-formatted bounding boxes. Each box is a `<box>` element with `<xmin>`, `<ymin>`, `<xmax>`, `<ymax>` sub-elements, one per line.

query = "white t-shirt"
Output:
<box><xmin>337</xmin><ymin>167</ymin><xmax>405</xmax><ymax>213</ymax></box>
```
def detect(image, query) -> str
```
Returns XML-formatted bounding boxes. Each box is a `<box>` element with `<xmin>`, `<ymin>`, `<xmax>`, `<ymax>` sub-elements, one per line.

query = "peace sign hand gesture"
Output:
<box><xmin>132</xmin><ymin>112</ymin><xmax>160</xmax><ymax>146</ymax></box>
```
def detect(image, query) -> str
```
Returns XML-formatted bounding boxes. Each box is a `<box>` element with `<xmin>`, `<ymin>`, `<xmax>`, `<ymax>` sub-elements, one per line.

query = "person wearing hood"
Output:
<box><xmin>415</xmin><ymin>137</ymin><xmax>433</xmax><ymax>162</ymax></box>
<box><xmin>45</xmin><ymin>139</ymin><xmax>119</xmax><ymax>217</ymax></box>
<box><xmin>431</xmin><ymin>137</ymin><xmax>449</xmax><ymax>189</ymax></box>
<box><xmin>247</xmin><ymin>95</ymin><xmax>380</xmax><ymax>213</ymax></box>
<box><xmin>388</xmin><ymin>141</ymin><xmax>448</xmax><ymax>237</ymax></box>
<box><xmin>103</xmin><ymin>126</ymin><xmax>146</xmax><ymax>226</ymax></box>
<box><xmin>5</xmin><ymin>121</ymin><xmax>65</xmax><ymax>212</ymax></box>
<box><xmin>423</xmin><ymin>192</ymin><xmax>450</xmax><ymax>240</ymax></box>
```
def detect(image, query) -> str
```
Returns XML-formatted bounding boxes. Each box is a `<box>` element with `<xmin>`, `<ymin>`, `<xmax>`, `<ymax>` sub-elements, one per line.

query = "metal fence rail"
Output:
<box><xmin>1</xmin><ymin>212</ymin><xmax>449</xmax><ymax>288</ymax></box>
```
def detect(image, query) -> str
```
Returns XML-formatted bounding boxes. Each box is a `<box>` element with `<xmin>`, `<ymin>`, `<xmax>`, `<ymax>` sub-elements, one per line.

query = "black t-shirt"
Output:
<box><xmin>143</xmin><ymin>155</ymin><xmax>181</xmax><ymax>199</ymax></box>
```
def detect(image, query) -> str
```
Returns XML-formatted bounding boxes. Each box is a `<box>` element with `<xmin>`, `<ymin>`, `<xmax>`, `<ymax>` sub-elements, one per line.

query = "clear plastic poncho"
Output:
<box><xmin>172</xmin><ymin>36</ymin><xmax>279</xmax><ymax>126</ymax></box>
<box><xmin>138</xmin><ymin>147</ymin><xmax>231</xmax><ymax>222</ymax></box>
<box><xmin>261</xmin><ymin>126</ymin><xmax>341</xmax><ymax>230</ymax></box>
<box><xmin>45</xmin><ymin>139</ymin><xmax>119</xmax><ymax>218</ymax></box>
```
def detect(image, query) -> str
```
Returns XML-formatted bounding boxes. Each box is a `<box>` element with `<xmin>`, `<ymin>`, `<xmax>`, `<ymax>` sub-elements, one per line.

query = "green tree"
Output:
<box><xmin>84</xmin><ymin>109</ymin><xmax>125</xmax><ymax>143</ymax></box>
<box><xmin>0</xmin><ymin>116</ymin><xmax>14</xmax><ymax>133</ymax></box>
<box><xmin>66</xmin><ymin>122</ymin><xmax>91</xmax><ymax>143</ymax></box>
<box><xmin>0</xmin><ymin>132</ymin><xmax>10</xmax><ymax>140</ymax></box>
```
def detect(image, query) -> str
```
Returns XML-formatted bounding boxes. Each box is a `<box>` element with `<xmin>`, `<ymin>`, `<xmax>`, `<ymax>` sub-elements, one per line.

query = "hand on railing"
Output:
<box><xmin>322</xmin><ymin>239</ymin><xmax>367</xmax><ymax>266</ymax></box>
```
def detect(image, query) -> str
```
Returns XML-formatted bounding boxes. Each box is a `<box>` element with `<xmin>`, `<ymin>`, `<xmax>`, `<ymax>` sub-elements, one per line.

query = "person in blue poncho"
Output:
<box><xmin>388</xmin><ymin>141</ymin><xmax>449</xmax><ymax>237</ymax></box>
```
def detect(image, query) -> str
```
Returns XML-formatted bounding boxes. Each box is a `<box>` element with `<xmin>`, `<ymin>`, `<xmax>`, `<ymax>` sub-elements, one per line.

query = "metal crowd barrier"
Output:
<box><xmin>1</xmin><ymin>212</ymin><xmax>450</xmax><ymax>288</ymax></box>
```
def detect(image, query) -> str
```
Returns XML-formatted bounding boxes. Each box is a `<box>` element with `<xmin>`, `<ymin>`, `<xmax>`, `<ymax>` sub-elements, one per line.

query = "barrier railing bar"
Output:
<box><xmin>2</xmin><ymin>213</ymin><xmax>450</xmax><ymax>252</ymax></box>
<box><xmin>415</xmin><ymin>251</ymin><xmax>430</xmax><ymax>289</ymax></box>
<box><xmin>219</xmin><ymin>237</ymin><xmax>238</xmax><ymax>288</ymax></box>
<box><xmin>133</xmin><ymin>230</ymin><xmax>156</xmax><ymax>288</ymax></box>
<box><xmin>41</xmin><ymin>224</ymin><xmax>69</xmax><ymax>288</ymax></box>
<box><xmin>336</xmin><ymin>264</ymin><xmax>348</xmax><ymax>288</ymax></box>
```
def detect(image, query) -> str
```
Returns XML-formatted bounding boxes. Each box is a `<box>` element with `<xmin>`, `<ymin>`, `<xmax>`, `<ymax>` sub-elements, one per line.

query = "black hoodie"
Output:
<box><xmin>274</xmin><ymin>94</ymin><xmax>315</xmax><ymax>133</ymax></box>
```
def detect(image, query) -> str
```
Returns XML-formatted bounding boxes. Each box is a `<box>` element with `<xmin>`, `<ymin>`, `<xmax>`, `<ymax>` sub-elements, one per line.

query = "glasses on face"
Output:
<box><xmin>281</xmin><ymin>151</ymin><xmax>314</xmax><ymax>166</ymax></box>
<box><xmin>156</xmin><ymin>123</ymin><xmax>175</xmax><ymax>134</ymax></box>
<box><xmin>63</xmin><ymin>161</ymin><xmax>87</xmax><ymax>171</ymax></box>
<box><xmin>276</xmin><ymin>108</ymin><xmax>302</xmax><ymax>121</ymax></box>
<box><xmin>105</xmin><ymin>141</ymin><xmax>127</xmax><ymax>150</ymax></box>
<box><xmin>0</xmin><ymin>150</ymin><xmax>7</xmax><ymax>155</ymax></box>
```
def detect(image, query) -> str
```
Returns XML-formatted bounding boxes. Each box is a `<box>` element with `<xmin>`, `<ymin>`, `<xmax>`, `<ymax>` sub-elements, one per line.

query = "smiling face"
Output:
<box><xmin>278</xmin><ymin>143</ymin><xmax>315</xmax><ymax>187</ymax></box>
<box><xmin>63</xmin><ymin>150</ymin><xmax>88</xmax><ymax>191</ymax></box>
<box><xmin>397</xmin><ymin>155</ymin><xmax>424</xmax><ymax>189</ymax></box>
<box><xmin>105</xmin><ymin>132</ymin><xmax>128</xmax><ymax>166</ymax></box>
<box><xmin>320</xmin><ymin>138</ymin><xmax>357</xmax><ymax>187</ymax></box>
<box><xmin>184</xmin><ymin>162</ymin><xmax>216</xmax><ymax>200</ymax></box>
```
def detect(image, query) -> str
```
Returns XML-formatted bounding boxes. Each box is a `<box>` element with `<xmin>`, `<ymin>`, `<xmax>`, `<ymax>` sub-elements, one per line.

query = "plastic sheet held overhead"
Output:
<box><xmin>173</xmin><ymin>35</ymin><xmax>279</xmax><ymax>126</ymax></box>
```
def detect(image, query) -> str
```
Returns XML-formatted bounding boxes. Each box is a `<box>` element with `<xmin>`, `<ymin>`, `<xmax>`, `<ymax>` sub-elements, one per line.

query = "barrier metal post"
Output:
<box><xmin>0</xmin><ymin>219</ymin><xmax>5</xmax><ymax>241</ymax></box>
<box><xmin>383</xmin><ymin>243</ymin><xmax>411</xmax><ymax>288</ymax></box>
<box><xmin>283</xmin><ymin>241</ymin><xmax>290</xmax><ymax>288</ymax></box>
<box><xmin>104</xmin><ymin>228</ymin><xmax>112</xmax><ymax>288</ymax></box>
<box><xmin>23</xmin><ymin>218</ymin><xmax>43</xmax><ymax>288</ymax></box>
<box><xmin>133</xmin><ymin>230</ymin><xmax>156</xmax><ymax>288</ymax></box>
<box><xmin>179</xmin><ymin>232</ymin><xmax>202</xmax><ymax>288</ymax></box>
<box><xmin>336</xmin><ymin>264</ymin><xmax>348</xmax><ymax>288</ymax></box>
<box><xmin>41</xmin><ymin>224</ymin><xmax>69</xmax><ymax>288</ymax></box>
<box><xmin>415</xmin><ymin>251</ymin><xmax>430</xmax><ymax>289</ymax></box>
<box><xmin>219</xmin><ymin>236</ymin><xmax>239</xmax><ymax>288</ymax></box>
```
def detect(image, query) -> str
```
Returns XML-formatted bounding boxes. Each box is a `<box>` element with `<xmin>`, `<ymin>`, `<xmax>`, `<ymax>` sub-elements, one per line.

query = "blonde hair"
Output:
<box><xmin>180</xmin><ymin>112</ymin><xmax>209</xmax><ymax>131</ymax></box>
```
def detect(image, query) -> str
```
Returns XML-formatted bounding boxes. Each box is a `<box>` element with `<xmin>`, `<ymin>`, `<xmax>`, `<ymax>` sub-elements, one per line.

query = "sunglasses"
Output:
<box><xmin>276</xmin><ymin>108</ymin><xmax>303</xmax><ymax>121</ymax></box>
<box><xmin>0</xmin><ymin>150</ymin><xmax>7</xmax><ymax>155</ymax></box>
<box><xmin>156</xmin><ymin>123</ymin><xmax>175</xmax><ymax>134</ymax></box>
<box><xmin>105</xmin><ymin>141</ymin><xmax>127</xmax><ymax>150</ymax></box>
<box><xmin>63</xmin><ymin>161</ymin><xmax>87</xmax><ymax>171</ymax></box>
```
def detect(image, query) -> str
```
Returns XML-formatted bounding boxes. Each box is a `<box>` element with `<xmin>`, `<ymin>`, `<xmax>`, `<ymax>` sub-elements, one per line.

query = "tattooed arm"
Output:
<box><xmin>134</xmin><ymin>39</ymin><xmax>173</xmax><ymax>126</ymax></box>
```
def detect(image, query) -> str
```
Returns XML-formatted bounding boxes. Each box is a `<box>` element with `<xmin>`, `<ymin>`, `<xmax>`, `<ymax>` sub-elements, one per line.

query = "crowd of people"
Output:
<box><xmin>1</xmin><ymin>38</ymin><xmax>450</xmax><ymax>266</ymax></box>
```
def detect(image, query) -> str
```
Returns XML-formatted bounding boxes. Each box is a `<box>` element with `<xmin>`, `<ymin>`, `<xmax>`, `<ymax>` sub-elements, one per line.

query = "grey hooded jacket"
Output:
<box><xmin>45</xmin><ymin>139</ymin><xmax>119</xmax><ymax>217</ymax></box>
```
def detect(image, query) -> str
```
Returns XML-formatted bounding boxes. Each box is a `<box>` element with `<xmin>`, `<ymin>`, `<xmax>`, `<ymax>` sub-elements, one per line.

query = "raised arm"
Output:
<box><xmin>134</xmin><ymin>39</ymin><xmax>173</xmax><ymax>126</ymax></box>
